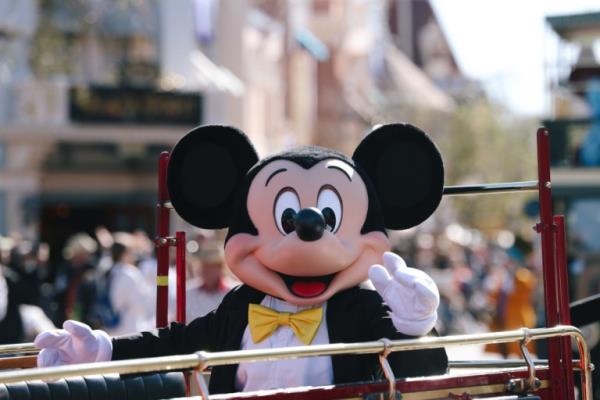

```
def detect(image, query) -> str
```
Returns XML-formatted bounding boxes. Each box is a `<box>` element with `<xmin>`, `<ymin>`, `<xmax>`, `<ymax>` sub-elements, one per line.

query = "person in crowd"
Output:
<box><xmin>186</xmin><ymin>240</ymin><xmax>236</xmax><ymax>321</ymax></box>
<box><xmin>0</xmin><ymin>261</ymin><xmax>55</xmax><ymax>344</ymax></box>
<box><xmin>94</xmin><ymin>226</ymin><xmax>115</xmax><ymax>276</ymax></box>
<box><xmin>485</xmin><ymin>247</ymin><xmax>537</xmax><ymax>357</ymax></box>
<box><xmin>53</xmin><ymin>233</ymin><xmax>98</xmax><ymax>326</ymax></box>
<box><xmin>0</xmin><ymin>236</ymin><xmax>14</xmax><ymax>267</ymax></box>
<box><xmin>105</xmin><ymin>233</ymin><xmax>154</xmax><ymax>336</ymax></box>
<box><xmin>0</xmin><ymin>265</ymin><xmax>24</xmax><ymax>343</ymax></box>
<box><xmin>6</xmin><ymin>239</ymin><xmax>51</xmax><ymax>307</ymax></box>
<box><xmin>132</xmin><ymin>230</ymin><xmax>156</xmax><ymax>269</ymax></box>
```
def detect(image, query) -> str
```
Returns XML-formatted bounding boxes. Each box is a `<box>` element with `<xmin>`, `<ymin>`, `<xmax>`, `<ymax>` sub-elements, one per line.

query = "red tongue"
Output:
<box><xmin>291</xmin><ymin>281</ymin><xmax>327</xmax><ymax>298</ymax></box>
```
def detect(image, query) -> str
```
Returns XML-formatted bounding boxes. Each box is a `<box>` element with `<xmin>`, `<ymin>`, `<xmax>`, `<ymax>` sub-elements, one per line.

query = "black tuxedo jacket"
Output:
<box><xmin>112</xmin><ymin>285</ymin><xmax>448</xmax><ymax>394</ymax></box>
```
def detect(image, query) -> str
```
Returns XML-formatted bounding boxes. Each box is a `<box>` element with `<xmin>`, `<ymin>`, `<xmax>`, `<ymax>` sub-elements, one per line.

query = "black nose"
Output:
<box><xmin>295</xmin><ymin>207</ymin><xmax>325</xmax><ymax>241</ymax></box>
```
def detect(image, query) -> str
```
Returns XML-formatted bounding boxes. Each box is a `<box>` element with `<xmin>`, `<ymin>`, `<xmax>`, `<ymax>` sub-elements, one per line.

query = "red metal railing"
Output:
<box><xmin>176</xmin><ymin>231</ymin><xmax>187</xmax><ymax>325</ymax></box>
<box><xmin>555</xmin><ymin>215</ymin><xmax>575</xmax><ymax>399</ymax></box>
<box><xmin>156</xmin><ymin>152</ymin><xmax>171</xmax><ymax>328</ymax></box>
<box><xmin>155</xmin><ymin>151</ymin><xmax>186</xmax><ymax>328</ymax></box>
<box><xmin>535</xmin><ymin>128</ymin><xmax>565</xmax><ymax>400</ymax></box>
<box><xmin>210</xmin><ymin>367</ymin><xmax>554</xmax><ymax>400</ymax></box>
<box><xmin>534</xmin><ymin>128</ymin><xmax>577</xmax><ymax>400</ymax></box>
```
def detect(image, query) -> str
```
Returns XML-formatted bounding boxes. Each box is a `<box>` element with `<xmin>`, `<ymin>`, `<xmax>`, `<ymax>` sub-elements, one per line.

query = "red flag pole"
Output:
<box><xmin>536</xmin><ymin>127</ymin><xmax>566</xmax><ymax>399</ymax></box>
<box><xmin>155</xmin><ymin>152</ymin><xmax>171</xmax><ymax>328</ymax></box>
<box><xmin>176</xmin><ymin>231</ymin><xmax>187</xmax><ymax>325</ymax></box>
<box><xmin>555</xmin><ymin>215</ymin><xmax>575</xmax><ymax>400</ymax></box>
<box><xmin>175</xmin><ymin>230</ymin><xmax>189</xmax><ymax>395</ymax></box>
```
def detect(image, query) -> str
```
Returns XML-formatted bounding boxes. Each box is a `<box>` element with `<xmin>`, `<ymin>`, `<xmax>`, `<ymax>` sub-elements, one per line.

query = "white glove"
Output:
<box><xmin>369</xmin><ymin>252</ymin><xmax>439</xmax><ymax>336</ymax></box>
<box><xmin>34</xmin><ymin>320</ymin><xmax>113</xmax><ymax>367</ymax></box>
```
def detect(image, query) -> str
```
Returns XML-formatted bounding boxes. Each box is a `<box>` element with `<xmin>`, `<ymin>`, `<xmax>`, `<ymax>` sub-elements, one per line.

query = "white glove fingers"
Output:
<box><xmin>371</xmin><ymin>252</ymin><xmax>441</xmax><ymax>337</ymax></box>
<box><xmin>383</xmin><ymin>252</ymin><xmax>407</xmax><ymax>270</ymax></box>
<box><xmin>63</xmin><ymin>320</ymin><xmax>93</xmax><ymax>338</ymax></box>
<box><xmin>34</xmin><ymin>330</ymin><xmax>69</xmax><ymax>349</ymax></box>
<box><xmin>415</xmin><ymin>283</ymin><xmax>439</xmax><ymax>311</ymax></box>
<box><xmin>92</xmin><ymin>330</ymin><xmax>114</xmax><ymax>362</ymax></box>
<box><xmin>37</xmin><ymin>348</ymin><xmax>60</xmax><ymax>367</ymax></box>
<box><xmin>390</xmin><ymin>311</ymin><xmax>438</xmax><ymax>336</ymax></box>
<box><xmin>368</xmin><ymin>264</ymin><xmax>392</xmax><ymax>294</ymax></box>
<box><xmin>393</xmin><ymin>268</ymin><xmax>418</xmax><ymax>288</ymax></box>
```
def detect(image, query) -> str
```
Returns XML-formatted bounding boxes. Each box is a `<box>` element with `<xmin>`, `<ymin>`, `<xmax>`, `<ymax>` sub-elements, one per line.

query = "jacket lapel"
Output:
<box><xmin>326</xmin><ymin>287</ymin><xmax>369</xmax><ymax>384</ymax></box>
<box><xmin>209</xmin><ymin>285</ymin><xmax>265</xmax><ymax>394</ymax></box>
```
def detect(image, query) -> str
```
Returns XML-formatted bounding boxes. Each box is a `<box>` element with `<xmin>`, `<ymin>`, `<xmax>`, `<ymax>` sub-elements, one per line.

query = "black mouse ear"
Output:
<box><xmin>167</xmin><ymin>125</ymin><xmax>259</xmax><ymax>229</ymax></box>
<box><xmin>352</xmin><ymin>123</ymin><xmax>444</xmax><ymax>230</ymax></box>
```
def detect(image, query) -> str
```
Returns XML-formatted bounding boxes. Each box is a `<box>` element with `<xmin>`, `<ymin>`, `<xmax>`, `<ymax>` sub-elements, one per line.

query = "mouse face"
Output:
<box><xmin>168</xmin><ymin>124</ymin><xmax>444</xmax><ymax>306</ymax></box>
<box><xmin>225</xmin><ymin>158</ymin><xmax>389</xmax><ymax>305</ymax></box>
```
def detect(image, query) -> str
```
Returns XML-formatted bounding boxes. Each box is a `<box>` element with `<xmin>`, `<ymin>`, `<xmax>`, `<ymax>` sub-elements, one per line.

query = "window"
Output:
<box><xmin>0</xmin><ymin>191</ymin><xmax>6</xmax><ymax>235</ymax></box>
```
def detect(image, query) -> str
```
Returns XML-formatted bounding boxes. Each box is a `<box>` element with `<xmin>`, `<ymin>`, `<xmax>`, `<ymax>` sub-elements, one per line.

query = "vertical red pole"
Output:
<box><xmin>536</xmin><ymin>127</ymin><xmax>561</xmax><ymax>399</ymax></box>
<box><xmin>555</xmin><ymin>215</ymin><xmax>575</xmax><ymax>400</ymax></box>
<box><xmin>156</xmin><ymin>152</ymin><xmax>171</xmax><ymax>328</ymax></box>
<box><xmin>176</xmin><ymin>231</ymin><xmax>187</xmax><ymax>325</ymax></box>
<box><xmin>175</xmin><ymin>231</ymin><xmax>190</xmax><ymax>395</ymax></box>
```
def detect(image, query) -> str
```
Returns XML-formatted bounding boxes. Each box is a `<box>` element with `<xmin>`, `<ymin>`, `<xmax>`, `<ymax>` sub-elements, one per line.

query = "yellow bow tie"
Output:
<box><xmin>248</xmin><ymin>303</ymin><xmax>323</xmax><ymax>345</ymax></box>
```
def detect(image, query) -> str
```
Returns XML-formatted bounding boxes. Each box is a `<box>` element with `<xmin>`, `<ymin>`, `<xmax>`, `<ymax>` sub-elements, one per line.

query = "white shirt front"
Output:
<box><xmin>235</xmin><ymin>296</ymin><xmax>333</xmax><ymax>391</ymax></box>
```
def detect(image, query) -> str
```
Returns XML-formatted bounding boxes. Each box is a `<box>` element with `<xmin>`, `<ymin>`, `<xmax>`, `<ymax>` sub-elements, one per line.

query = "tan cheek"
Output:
<box><xmin>318</xmin><ymin>232</ymin><xmax>390</xmax><ymax>297</ymax></box>
<box><xmin>363</xmin><ymin>231</ymin><xmax>391</xmax><ymax>255</ymax></box>
<box><xmin>224</xmin><ymin>233</ymin><xmax>261</xmax><ymax>272</ymax></box>
<box><xmin>225</xmin><ymin>233</ymin><xmax>293</xmax><ymax>301</ymax></box>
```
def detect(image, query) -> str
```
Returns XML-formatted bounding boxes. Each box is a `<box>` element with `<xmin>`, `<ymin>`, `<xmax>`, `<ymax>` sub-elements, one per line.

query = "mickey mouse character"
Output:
<box><xmin>35</xmin><ymin>123</ymin><xmax>448</xmax><ymax>394</ymax></box>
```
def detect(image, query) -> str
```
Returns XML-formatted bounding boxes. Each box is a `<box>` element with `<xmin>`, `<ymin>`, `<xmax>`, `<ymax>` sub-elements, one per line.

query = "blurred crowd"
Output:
<box><xmin>0</xmin><ymin>224</ymin><xmax>542</xmax><ymax>359</ymax></box>
<box><xmin>0</xmin><ymin>227</ymin><xmax>237</xmax><ymax>344</ymax></box>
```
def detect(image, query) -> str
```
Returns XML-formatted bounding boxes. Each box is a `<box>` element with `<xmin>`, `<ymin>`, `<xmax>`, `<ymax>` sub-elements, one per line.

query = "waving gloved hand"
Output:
<box><xmin>34</xmin><ymin>320</ymin><xmax>113</xmax><ymax>367</ymax></box>
<box><xmin>369</xmin><ymin>252</ymin><xmax>439</xmax><ymax>336</ymax></box>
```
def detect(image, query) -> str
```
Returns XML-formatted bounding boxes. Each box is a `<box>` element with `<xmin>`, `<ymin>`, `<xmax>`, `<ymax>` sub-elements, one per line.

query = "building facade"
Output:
<box><xmin>0</xmin><ymin>0</ymin><xmax>461</xmax><ymax>265</ymax></box>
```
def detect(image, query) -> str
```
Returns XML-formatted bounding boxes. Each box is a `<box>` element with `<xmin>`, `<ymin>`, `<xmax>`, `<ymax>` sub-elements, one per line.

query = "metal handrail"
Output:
<box><xmin>0</xmin><ymin>326</ymin><xmax>592</xmax><ymax>399</ymax></box>
<box><xmin>0</xmin><ymin>348</ymin><xmax>583</xmax><ymax>371</ymax></box>
<box><xmin>0</xmin><ymin>349</ymin><xmax>585</xmax><ymax>370</ymax></box>
<box><xmin>443</xmin><ymin>180</ymin><xmax>538</xmax><ymax>196</ymax></box>
<box><xmin>0</xmin><ymin>343</ymin><xmax>37</xmax><ymax>356</ymax></box>
<box><xmin>449</xmin><ymin>359</ymin><xmax>584</xmax><ymax>370</ymax></box>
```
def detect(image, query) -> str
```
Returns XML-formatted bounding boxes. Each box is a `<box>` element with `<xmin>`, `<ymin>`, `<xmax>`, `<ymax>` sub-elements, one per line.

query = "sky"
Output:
<box><xmin>431</xmin><ymin>0</ymin><xmax>600</xmax><ymax>117</ymax></box>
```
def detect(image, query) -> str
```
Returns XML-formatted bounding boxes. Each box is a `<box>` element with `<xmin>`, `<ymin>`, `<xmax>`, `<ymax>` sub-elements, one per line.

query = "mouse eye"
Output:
<box><xmin>317</xmin><ymin>187</ymin><xmax>342</xmax><ymax>233</ymax></box>
<box><xmin>274</xmin><ymin>188</ymin><xmax>300</xmax><ymax>235</ymax></box>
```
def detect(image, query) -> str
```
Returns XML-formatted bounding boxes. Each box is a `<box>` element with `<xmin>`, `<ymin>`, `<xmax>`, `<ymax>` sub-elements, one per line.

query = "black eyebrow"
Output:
<box><xmin>265</xmin><ymin>168</ymin><xmax>287</xmax><ymax>186</ymax></box>
<box><xmin>327</xmin><ymin>165</ymin><xmax>352</xmax><ymax>181</ymax></box>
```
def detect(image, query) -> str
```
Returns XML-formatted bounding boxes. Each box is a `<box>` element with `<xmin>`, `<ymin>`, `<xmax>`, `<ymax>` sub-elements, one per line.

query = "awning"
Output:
<box><xmin>189</xmin><ymin>50</ymin><xmax>245</xmax><ymax>97</ymax></box>
<box><xmin>546</xmin><ymin>11</ymin><xmax>600</xmax><ymax>40</ymax></box>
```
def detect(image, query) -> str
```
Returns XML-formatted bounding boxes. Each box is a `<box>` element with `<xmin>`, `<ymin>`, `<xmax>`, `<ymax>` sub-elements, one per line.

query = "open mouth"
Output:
<box><xmin>277</xmin><ymin>272</ymin><xmax>336</xmax><ymax>298</ymax></box>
